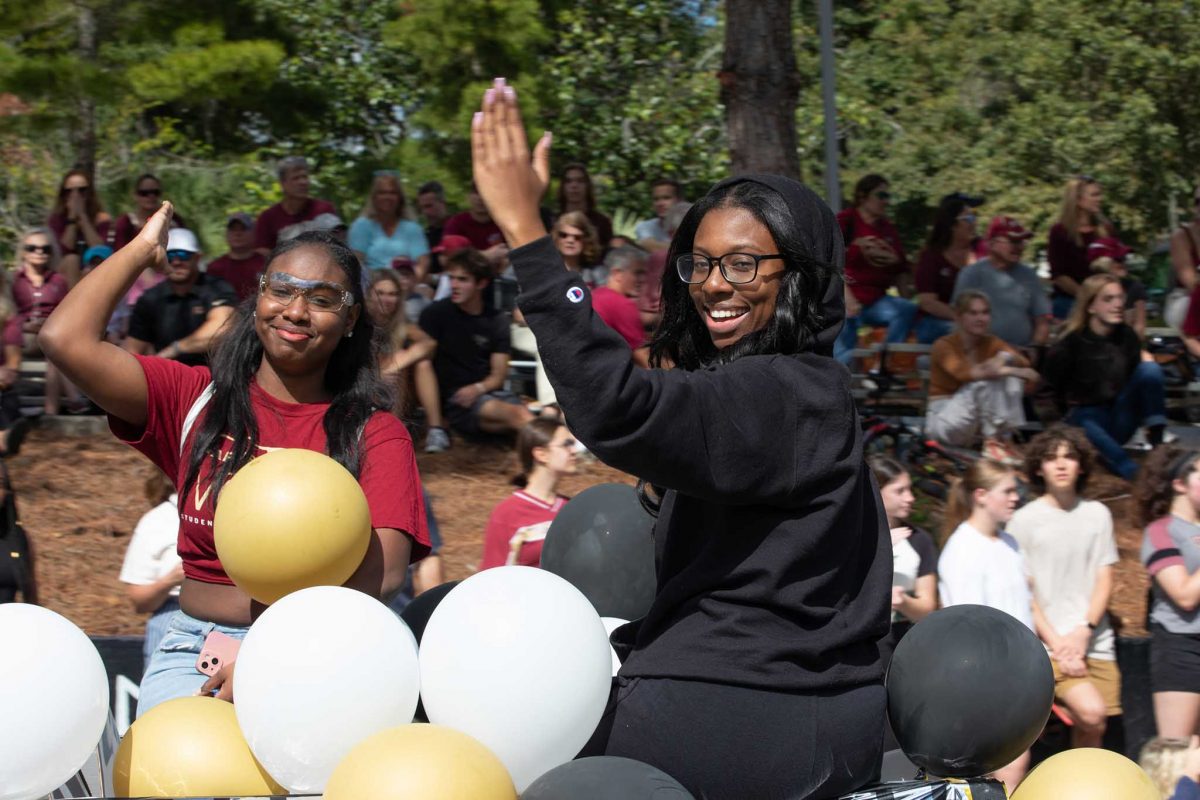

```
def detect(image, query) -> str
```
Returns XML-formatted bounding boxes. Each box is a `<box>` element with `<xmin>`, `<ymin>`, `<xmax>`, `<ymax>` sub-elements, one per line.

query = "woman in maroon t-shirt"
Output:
<box><xmin>46</xmin><ymin>168</ymin><xmax>112</xmax><ymax>287</ymax></box>
<box><xmin>110</xmin><ymin>173</ymin><xmax>187</xmax><ymax>251</ymax></box>
<box><xmin>38</xmin><ymin>204</ymin><xmax>430</xmax><ymax>715</ymax></box>
<box><xmin>914</xmin><ymin>193</ymin><xmax>978</xmax><ymax>343</ymax></box>
<box><xmin>1048</xmin><ymin>176</ymin><xmax>1113</xmax><ymax>320</ymax></box>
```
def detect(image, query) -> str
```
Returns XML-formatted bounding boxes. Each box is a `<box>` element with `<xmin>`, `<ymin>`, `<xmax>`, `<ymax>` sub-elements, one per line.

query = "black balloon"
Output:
<box><xmin>540</xmin><ymin>483</ymin><xmax>656</xmax><ymax>620</ymax></box>
<box><xmin>523</xmin><ymin>757</ymin><xmax>694</xmax><ymax>799</ymax></box>
<box><xmin>886</xmin><ymin>604</ymin><xmax>1054</xmax><ymax>778</ymax></box>
<box><xmin>399</xmin><ymin>580</ymin><xmax>459</xmax><ymax>724</ymax></box>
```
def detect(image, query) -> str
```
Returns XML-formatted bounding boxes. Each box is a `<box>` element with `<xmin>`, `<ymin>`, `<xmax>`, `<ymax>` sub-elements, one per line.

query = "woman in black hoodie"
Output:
<box><xmin>472</xmin><ymin>80</ymin><xmax>890</xmax><ymax>799</ymax></box>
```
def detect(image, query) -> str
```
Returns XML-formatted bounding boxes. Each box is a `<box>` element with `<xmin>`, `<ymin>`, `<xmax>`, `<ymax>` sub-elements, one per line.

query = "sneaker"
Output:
<box><xmin>424</xmin><ymin>427</ymin><xmax>450</xmax><ymax>454</ymax></box>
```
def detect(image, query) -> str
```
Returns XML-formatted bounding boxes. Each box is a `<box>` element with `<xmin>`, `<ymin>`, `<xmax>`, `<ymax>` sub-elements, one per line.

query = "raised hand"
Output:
<box><xmin>137</xmin><ymin>201</ymin><xmax>174</xmax><ymax>272</ymax></box>
<box><xmin>471</xmin><ymin>77</ymin><xmax>551</xmax><ymax>249</ymax></box>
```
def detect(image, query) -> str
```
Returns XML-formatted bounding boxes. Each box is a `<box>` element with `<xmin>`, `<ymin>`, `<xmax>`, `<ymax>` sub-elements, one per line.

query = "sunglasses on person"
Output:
<box><xmin>166</xmin><ymin>250</ymin><xmax>194</xmax><ymax>263</ymax></box>
<box><xmin>873</xmin><ymin>190</ymin><xmax>892</xmax><ymax>200</ymax></box>
<box><xmin>64</xmin><ymin>185</ymin><xmax>89</xmax><ymax>194</ymax></box>
<box><xmin>136</xmin><ymin>187</ymin><xmax>162</xmax><ymax>197</ymax></box>
<box><xmin>957</xmin><ymin>213</ymin><xmax>978</xmax><ymax>224</ymax></box>
<box><xmin>23</xmin><ymin>244</ymin><xmax>52</xmax><ymax>255</ymax></box>
<box><xmin>556</xmin><ymin>231</ymin><xmax>583</xmax><ymax>241</ymax></box>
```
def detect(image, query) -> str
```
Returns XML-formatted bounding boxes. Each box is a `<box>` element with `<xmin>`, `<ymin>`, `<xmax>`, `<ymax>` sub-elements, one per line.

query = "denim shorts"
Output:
<box><xmin>136</xmin><ymin>609</ymin><xmax>248</xmax><ymax>719</ymax></box>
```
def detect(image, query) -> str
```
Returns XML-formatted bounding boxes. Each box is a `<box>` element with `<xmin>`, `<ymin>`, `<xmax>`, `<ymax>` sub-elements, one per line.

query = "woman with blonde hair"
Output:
<box><xmin>348</xmin><ymin>172</ymin><xmax>431</xmax><ymax>275</ymax></box>
<box><xmin>1042</xmin><ymin>273</ymin><xmax>1165</xmax><ymax>479</ymax></box>
<box><xmin>937</xmin><ymin>457</ymin><xmax>1031</xmax><ymax>792</ymax></box>
<box><xmin>1139</xmin><ymin>736</ymin><xmax>1200</xmax><ymax>799</ymax></box>
<box><xmin>368</xmin><ymin>269</ymin><xmax>443</xmax><ymax>435</ymax></box>
<box><xmin>551</xmin><ymin>211</ymin><xmax>602</xmax><ymax>285</ymax></box>
<box><xmin>1048</xmin><ymin>175</ymin><xmax>1114</xmax><ymax>319</ymax></box>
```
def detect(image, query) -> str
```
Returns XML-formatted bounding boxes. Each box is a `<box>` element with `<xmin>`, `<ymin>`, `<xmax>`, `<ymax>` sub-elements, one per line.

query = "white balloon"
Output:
<box><xmin>600</xmin><ymin>617</ymin><xmax>628</xmax><ymax>677</ymax></box>
<box><xmin>0</xmin><ymin>604</ymin><xmax>109</xmax><ymax>800</ymax></box>
<box><xmin>420</xmin><ymin>566</ymin><xmax>612</xmax><ymax>791</ymax></box>
<box><xmin>234</xmin><ymin>586</ymin><xmax>420</xmax><ymax>792</ymax></box>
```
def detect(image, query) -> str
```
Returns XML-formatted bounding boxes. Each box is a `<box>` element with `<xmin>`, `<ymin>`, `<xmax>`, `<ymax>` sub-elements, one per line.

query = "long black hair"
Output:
<box><xmin>181</xmin><ymin>231</ymin><xmax>390</xmax><ymax>509</ymax></box>
<box><xmin>924</xmin><ymin>193</ymin><xmax>971</xmax><ymax>252</ymax></box>
<box><xmin>648</xmin><ymin>179</ymin><xmax>840</xmax><ymax>370</ymax></box>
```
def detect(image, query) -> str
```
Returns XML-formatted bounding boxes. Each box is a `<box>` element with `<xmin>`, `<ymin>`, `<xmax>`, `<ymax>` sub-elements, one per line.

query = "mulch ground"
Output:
<box><xmin>11</xmin><ymin>428</ymin><xmax>1148</xmax><ymax>638</ymax></box>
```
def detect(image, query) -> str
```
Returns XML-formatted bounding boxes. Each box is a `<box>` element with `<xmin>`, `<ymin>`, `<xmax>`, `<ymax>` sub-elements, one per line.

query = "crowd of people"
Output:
<box><xmin>3</xmin><ymin>112</ymin><xmax>1200</xmax><ymax>797</ymax></box>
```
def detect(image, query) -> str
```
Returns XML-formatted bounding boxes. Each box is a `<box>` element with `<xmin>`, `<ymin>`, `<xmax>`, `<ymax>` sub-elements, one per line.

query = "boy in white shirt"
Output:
<box><xmin>1008</xmin><ymin>425</ymin><xmax>1120</xmax><ymax>749</ymax></box>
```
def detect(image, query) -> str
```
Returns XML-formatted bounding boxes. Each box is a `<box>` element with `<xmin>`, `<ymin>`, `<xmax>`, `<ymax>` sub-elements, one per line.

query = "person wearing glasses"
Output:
<box><xmin>47</xmin><ymin>169</ymin><xmax>112</xmax><ymax>287</ymax></box>
<box><xmin>551</xmin><ymin>211</ymin><xmax>603</xmax><ymax>286</ymax></box>
<box><xmin>348</xmin><ymin>171</ymin><xmax>432</xmax><ymax>276</ymax></box>
<box><xmin>1167</xmin><ymin>186</ymin><xmax>1200</xmax><ymax>331</ymax></box>
<box><xmin>480</xmin><ymin>418</ymin><xmax>576</xmax><ymax>569</ymax></box>
<box><xmin>833</xmin><ymin>173</ymin><xmax>916</xmax><ymax>364</ymax></box>
<box><xmin>37</xmin><ymin>206</ymin><xmax>430</xmax><ymax>714</ymax></box>
<box><xmin>913</xmin><ymin>193</ymin><xmax>982</xmax><ymax>344</ymax></box>
<box><xmin>123</xmin><ymin>229</ymin><xmax>237</xmax><ymax>367</ymax></box>
<box><xmin>1048</xmin><ymin>175</ymin><xmax>1114</xmax><ymax>320</ymax></box>
<box><xmin>470</xmin><ymin>79</ymin><xmax>889</xmax><ymax>798</ymax></box>
<box><xmin>111</xmin><ymin>174</ymin><xmax>188</xmax><ymax>250</ymax></box>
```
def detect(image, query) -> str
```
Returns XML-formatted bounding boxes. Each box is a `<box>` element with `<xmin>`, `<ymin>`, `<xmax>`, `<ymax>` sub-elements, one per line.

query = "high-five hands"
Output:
<box><xmin>471</xmin><ymin>77</ymin><xmax>552</xmax><ymax>249</ymax></box>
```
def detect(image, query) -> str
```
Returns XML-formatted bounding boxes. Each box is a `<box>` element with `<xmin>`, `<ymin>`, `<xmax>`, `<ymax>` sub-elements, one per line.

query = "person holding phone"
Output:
<box><xmin>470</xmin><ymin>78</ymin><xmax>889</xmax><ymax>799</ymax></box>
<box><xmin>38</xmin><ymin>204</ymin><xmax>429</xmax><ymax>717</ymax></box>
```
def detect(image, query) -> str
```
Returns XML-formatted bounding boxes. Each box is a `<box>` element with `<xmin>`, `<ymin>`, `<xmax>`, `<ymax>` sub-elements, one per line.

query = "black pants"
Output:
<box><xmin>581</xmin><ymin>676</ymin><xmax>885</xmax><ymax>800</ymax></box>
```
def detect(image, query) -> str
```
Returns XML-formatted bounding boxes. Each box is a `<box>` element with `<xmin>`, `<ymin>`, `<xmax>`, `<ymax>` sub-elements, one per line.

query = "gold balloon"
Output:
<box><xmin>324</xmin><ymin>724</ymin><xmax>516</xmax><ymax>800</ymax></box>
<box><xmin>113</xmin><ymin>696</ymin><xmax>284</xmax><ymax>797</ymax></box>
<box><xmin>1012</xmin><ymin>747</ymin><xmax>1160</xmax><ymax>800</ymax></box>
<box><xmin>213</xmin><ymin>448</ymin><xmax>372</xmax><ymax>604</ymax></box>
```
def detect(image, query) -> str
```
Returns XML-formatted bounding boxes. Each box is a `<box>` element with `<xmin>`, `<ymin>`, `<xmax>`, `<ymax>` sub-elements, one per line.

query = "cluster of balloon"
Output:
<box><xmin>540</xmin><ymin>483</ymin><xmax>657</xmax><ymax>620</ymax></box>
<box><xmin>419</xmin><ymin>566</ymin><xmax>613</xmax><ymax>791</ymax></box>
<box><xmin>886</xmin><ymin>605</ymin><xmax>1055</xmax><ymax>778</ymax></box>
<box><xmin>523</xmin><ymin>757</ymin><xmax>695</xmax><ymax>799</ymax></box>
<box><xmin>0</xmin><ymin>604</ymin><xmax>110</xmax><ymax>800</ymax></box>
<box><xmin>233</xmin><ymin>585</ymin><xmax>421</xmax><ymax>792</ymax></box>
<box><xmin>213</xmin><ymin>448</ymin><xmax>372</xmax><ymax>604</ymax></box>
<box><xmin>324</xmin><ymin>724</ymin><xmax>516</xmax><ymax>800</ymax></box>
<box><xmin>1011</xmin><ymin>748</ymin><xmax>1160</xmax><ymax>799</ymax></box>
<box><xmin>113</xmin><ymin>697</ymin><xmax>283</xmax><ymax>797</ymax></box>
<box><xmin>398</xmin><ymin>579</ymin><xmax>459</xmax><ymax>722</ymax></box>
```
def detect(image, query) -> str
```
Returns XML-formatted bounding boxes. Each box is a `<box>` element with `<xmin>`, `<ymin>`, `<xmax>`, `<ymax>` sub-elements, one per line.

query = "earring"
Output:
<box><xmin>345</xmin><ymin>330</ymin><xmax>353</xmax><ymax>338</ymax></box>
<box><xmin>252</xmin><ymin>310</ymin><xmax>257</xmax><ymax>319</ymax></box>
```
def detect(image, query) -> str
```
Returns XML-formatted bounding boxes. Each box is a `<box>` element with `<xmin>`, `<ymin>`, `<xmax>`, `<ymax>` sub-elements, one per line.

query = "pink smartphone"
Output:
<box><xmin>195</xmin><ymin>631</ymin><xmax>241</xmax><ymax>677</ymax></box>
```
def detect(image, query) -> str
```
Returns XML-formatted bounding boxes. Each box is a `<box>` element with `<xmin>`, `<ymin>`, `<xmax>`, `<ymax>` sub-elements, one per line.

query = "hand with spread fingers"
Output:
<box><xmin>470</xmin><ymin>76</ymin><xmax>552</xmax><ymax>250</ymax></box>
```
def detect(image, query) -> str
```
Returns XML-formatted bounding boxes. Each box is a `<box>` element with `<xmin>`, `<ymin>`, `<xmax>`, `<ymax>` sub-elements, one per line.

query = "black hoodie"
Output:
<box><xmin>511</xmin><ymin>175</ymin><xmax>890</xmax><ymax>692</ymax></box>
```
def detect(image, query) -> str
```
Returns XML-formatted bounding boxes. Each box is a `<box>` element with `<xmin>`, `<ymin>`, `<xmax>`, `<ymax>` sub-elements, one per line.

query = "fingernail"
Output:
<box><xmin>484</xmin><ymin>88</ymin><xmax>496</xmax><ymax>105</ymax></box>
<box><xmin>472</xmin><ymin>111</ymin><xmax>483</xmax><ymax>127</ymax></box>
<box><xmin>494</xmin><ymin>77</ymin><xmax>505</xmax><ymax>88</ymax></box>
<box><xmin>503</xmin><ymin>86</ymin><xmax>516</xmax><ymax>100</ymax></box>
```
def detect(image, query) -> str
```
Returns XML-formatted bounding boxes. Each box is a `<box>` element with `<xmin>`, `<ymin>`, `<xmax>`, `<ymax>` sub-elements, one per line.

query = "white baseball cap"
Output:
<box><xmin>166</xmin><ymin>228</ymin><xmax>201</xmax><ymax>254</ymax></box>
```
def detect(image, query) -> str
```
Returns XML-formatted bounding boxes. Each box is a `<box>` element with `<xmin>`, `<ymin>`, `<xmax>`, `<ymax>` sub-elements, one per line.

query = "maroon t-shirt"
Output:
<box><xmin>1182</xmin><ymin>284</ymin><xmax>1200</xmax><ymax>337</ymax></box>
<box><xmin>206</xmin><ymin>252</ymin><xmax>267</xmax><ymax>301</ymax></box>
<box><xmin>480</xmin><ymin>490</ymin><xmax>567</xmax><ymax>569</ymax></box>
<box><xmin>592</xmin><ymin>286</ymin><xmax>646</xmax><ymax>351</ymax></box>
<box><xmin>11</xmin><ymin>269</ymin><xmax>70</xmax><ymax>327</ymax></box>
<box><xmin>442</xmin><ymin>211</ymin><xmax>504</xmax><ymax>251</ymax></box>
<box><xmin>108</xmin><ymin>355</ymin><xmax>430</xmax><ymax>585</ymax></box>
<box><xmin>1048</xmin><ymin>223</ymin><xmax>1103</xmax><ymax>294</ymax></box>
<box><xmin>47</xmin><ymin>212</ymin><xmax>113</xmax><ymax>255</ymax></box>
<box><xmin>914</xmin><ymin>248</ymin><xmax>960</xmax><ymax>305</ymax></box>
<box><xmin>254</xmin><ymin>198</ymin><xmax>337</xmax><ymax>251</ymax></box>
<box><xmin>837</xmin><ymin>208</ymin><xmax>908</xmax><ymax>306</ymax></box>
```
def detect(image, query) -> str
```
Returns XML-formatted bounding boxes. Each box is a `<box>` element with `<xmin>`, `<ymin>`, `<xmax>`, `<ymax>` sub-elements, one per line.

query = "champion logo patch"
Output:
<box><xmin>566</xmin><ymin>286</ymin><xmax>585</xmax><ymax>304</ymax></box>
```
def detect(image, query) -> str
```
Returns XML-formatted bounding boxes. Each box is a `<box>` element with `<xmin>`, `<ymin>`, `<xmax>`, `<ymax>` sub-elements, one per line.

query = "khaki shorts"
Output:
<box><xmin>1053</xmin><ymin>657</ymin><xmax>1122</xmax><ymax>716</ymax></box>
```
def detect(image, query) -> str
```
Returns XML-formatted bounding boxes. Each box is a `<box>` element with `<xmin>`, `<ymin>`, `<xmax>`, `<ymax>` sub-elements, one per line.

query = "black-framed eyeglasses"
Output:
<box><xmin>676</xmin><ymin>252</ymin><xmax>784</xmax><ymax>285</ymax></box>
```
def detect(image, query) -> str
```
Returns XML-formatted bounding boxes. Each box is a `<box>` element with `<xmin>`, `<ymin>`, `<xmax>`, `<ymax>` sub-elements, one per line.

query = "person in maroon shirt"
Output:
<box><xmin>555</xmin><ymin>163</ymin><xmax>613</xmax><ymax>249</ymax></box>
<box><xmin>592</xmin><ymin>246</ymin><xmax>650</xmax><ymax>366</ymax></box>
<box><xmin>442</xmin><ymin>183</ymin><xmax>509</xmax><ymax>266</ymax></box>
<box><xmin>46</xmin><ymin>169</ymin><xmax>112</xmax><ymax>287</ymax></box>
<box><xmin>254</xmin><ymin>156</ymin><xmax>337</xmax><ymax>253</ymax></box>
<box><xmin>914</xmin><ymin>193</ymin><xmax>981</xmax><ymax>343</ymax></box>
<box><xmin>1048</xmin><ymin>175</ymin><xmax>1114</xmax><ymax>319</ymax></box>
<box><xmin>833</xmin><ymin>174</ymin><xmax>916</xmax><ymax>364</ymax></box>
<box><xmin>111</xmin><ymin>173</ymin><xmax>188</xmax><ymax>250</ymax></box>
<box><xmin>38</xmin><ymin>206</ymin><xmax>429</xmax><ymax>712</ymax></box>
<box><xmin>206</xmin><ymin>213</ymin><xmax>267</xmax><ymax>301</ymax></box>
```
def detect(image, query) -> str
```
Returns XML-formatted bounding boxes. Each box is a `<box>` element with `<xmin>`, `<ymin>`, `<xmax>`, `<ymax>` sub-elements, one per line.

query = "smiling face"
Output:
<box><xmin>1039</xmin><ymin>442</ymin><xmax>1082</xmax><ymax>495</ymax></box>
<box><xmin>688</xmin><ymin>206</ymin><xmax>786</xmax><ymax>350</ymax></box>
<box><xmin>255</xmin><ymin>246</ymin><xmax>360</xmax><ymax>377</ymax></box>
<box><xmin>555</xmin><ymin>223</ymin><xmax>585</xmax><ymax>260</ymax></box>
<box><xmin>880</xmin><ymin>472</ymin><xmax>914</xmax><ymax>525</ymax></box>
<box><xmin>975</xmin><ymin>473</ymin><xmax>1020</xmax><ymax>524</ymax></box>
<box><xmin>21</xmin><ymin>231</ymin><xmax>52</xmax><ymax>272</ymax></box>
<box><xmin>165</xmin><ymin>250</ymin><xmax>200</xmax><ymax>284</ymax></box>
<box><xmin>1087</xmin><ymin>280</ymin><xmax>1126</xmax><ymax>327</ymax></box>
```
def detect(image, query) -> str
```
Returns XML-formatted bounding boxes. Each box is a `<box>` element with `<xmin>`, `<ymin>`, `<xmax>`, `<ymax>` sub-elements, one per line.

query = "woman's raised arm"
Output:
<box><xmin>38</xmin><ymin>203</ymin><xmax>173</xmax><ymax>427</ymax></box>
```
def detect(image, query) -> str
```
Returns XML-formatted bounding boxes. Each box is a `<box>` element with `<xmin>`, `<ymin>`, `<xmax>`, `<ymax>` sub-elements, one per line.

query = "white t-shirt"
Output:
<box><xmin>119</xmin><ymin>495</ymin><xmax>182</xmax><ymax>596</ymax></box>
<box><xmin>938</xmin><ymin>521</ymin><xmax>1034</xmax><ymax>630</ymax></box>
<box><xmin>1008</xmin><ymin>497</ymin><xmax>1119</xmax><ymax>660</ymax></box>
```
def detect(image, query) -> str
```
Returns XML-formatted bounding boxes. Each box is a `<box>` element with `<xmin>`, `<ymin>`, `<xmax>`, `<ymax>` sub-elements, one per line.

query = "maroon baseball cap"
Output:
<box><xmin>985</xmin><ymin>216</ymin><xmax>1032</xmax><ymax>241</ymax></box>
<box><xmin>432</xmin><ymin>234</ymin><xmax>472</xmax><ymax>255</ymax></box>
<box><xmin>1088</xmin><ymin>237</ymin><xmax>1132</xmax><ymax>263</ymax></box>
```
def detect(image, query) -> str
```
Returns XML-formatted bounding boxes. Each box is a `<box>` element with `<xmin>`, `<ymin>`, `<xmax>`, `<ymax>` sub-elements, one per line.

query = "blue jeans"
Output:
<box><xmin>1067</xmin><ymin>361</ymin><xmax>1167</xmax><ymax>479</ymax></box>
<box><xmin>834</xmin><ymin>295</ymin><xmax>918</xmax><ymax>364</ymax></box>
<box><xmin>143</xmin><ymin>596</ymin><xmax>180</xmax><ymax>671</ymax></box>
<box><xmin>137</xmin><ymin>609</ymin><xmax>248</xmax><ymax>718</ymax></box>
<box><xmin>914</xmin><ymin>315</ymin><xmax>953</xmax><ymax>344</ymax></box>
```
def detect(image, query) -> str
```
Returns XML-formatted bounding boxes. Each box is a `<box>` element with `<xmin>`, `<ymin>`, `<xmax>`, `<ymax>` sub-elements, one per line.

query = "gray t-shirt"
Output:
<box><xmin>952</xmin><ymin>258</ymin><xmax>1051</xmax><ymax>347</ymax></box>
<box><xmin>1143</xmin><ymin>515</ymin><xmax>1200</xmax><ymax>634</ymax></box>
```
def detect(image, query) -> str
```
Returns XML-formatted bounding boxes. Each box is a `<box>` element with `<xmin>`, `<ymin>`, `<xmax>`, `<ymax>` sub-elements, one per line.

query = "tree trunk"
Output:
<box><xmin>720</xmin><ymin>0</ymin><xmax>801</xmax><ymax>179</ymax></box>
<box><xmin>75</xmin><ymin>4</ymin><xmax>97</xmax><ymax>178</ymax></box>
